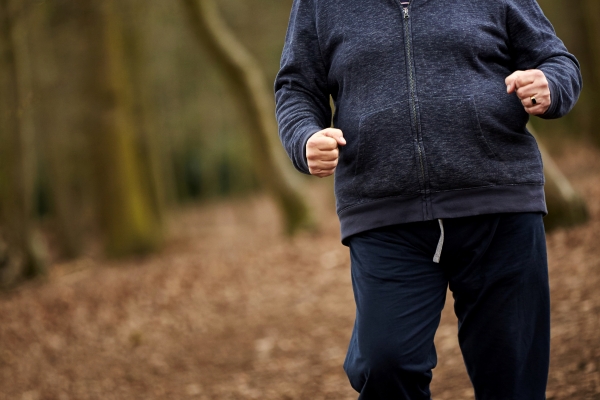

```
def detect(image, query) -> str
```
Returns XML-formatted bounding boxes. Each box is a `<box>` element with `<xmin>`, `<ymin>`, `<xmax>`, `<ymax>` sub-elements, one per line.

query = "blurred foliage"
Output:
<box><xmin>0</xmin><ymin>0</ymin><xmax>296</xmax><ymax>284</ymax></box>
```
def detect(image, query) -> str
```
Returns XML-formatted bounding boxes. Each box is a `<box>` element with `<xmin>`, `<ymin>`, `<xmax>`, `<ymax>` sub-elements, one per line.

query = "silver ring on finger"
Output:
<box><xmin>530</xmin><ymin>96</ymin><xmax>537</xmax><ymax>105</ymax></box>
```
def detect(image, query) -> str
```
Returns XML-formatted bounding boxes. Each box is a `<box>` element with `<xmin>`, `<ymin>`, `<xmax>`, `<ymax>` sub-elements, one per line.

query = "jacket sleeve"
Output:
<box><xmin>274</xmin><ymin>0</ymin><xmax>331</xmax><ymax>174</ymax></box>
<box><xmin>506</xmin><ymin>0</ymin><xmax>582</xmax><ymax>119</ymax></box>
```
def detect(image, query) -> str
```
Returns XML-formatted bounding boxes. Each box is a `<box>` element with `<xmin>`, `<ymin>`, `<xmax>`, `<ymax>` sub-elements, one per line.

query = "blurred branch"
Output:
<box><xmin>530</xmin><ymin>126</ymin><xmax>589</xmax><ymax>231</ymax></box>
<box><xmin>180</xmin><ymin>0</ymin><xmax>315</xmax><ymax>234</ymax></box>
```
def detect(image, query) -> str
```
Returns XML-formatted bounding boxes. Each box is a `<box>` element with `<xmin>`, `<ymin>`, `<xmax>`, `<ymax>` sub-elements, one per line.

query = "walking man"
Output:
<box><xmin>275</xmin><ymin>0</ymin><xmax>582</xmax><ymax>398</ymax></box>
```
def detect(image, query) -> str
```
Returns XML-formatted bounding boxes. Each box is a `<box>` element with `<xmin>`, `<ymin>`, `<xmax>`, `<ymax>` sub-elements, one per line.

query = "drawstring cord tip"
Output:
<box><xmin>433</xmin><ymin>219</ymin><xmax>444</xmax><ymax>264</ymax></box>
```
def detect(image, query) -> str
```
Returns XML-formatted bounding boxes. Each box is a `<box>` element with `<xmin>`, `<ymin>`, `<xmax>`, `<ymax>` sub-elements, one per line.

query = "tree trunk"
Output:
<box><xmin>80</xmin><ymin>0</ymin><xmax>163</xmax><ymax>257</ymax></box>
<box><xmin>580</xmin><ymin>0</ymin><xmax>600</xmax><ymax>145</ymax></box>
<box><xmin>116</xmin><ymin>0</ymin><xmax>167</xmax><ymax>228</ymax></box>
<box><xmin>0</xmin><ymin>0</ymin><xmax>46</xmax><ymax>287</ymax></box>
<box><xmin>26</xmin><ymin>1</ymin><xmax>87</xmax><ymax>258</ymax></box>
<box><xmin>180</xmin><ymin>0</ymin><xmax>314</xmax><ymax>234</ymax></box>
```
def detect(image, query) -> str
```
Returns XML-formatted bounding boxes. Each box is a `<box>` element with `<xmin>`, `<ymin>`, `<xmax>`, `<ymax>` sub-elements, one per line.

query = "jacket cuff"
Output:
<box><xmin>295</xmin><ymin>125</ymin><xmax>322</xmax><ymax>175</ymax></box>
<box><xmin>540</xmin><ymin>74</ymin><xmax>560</xmax><ymax>120</ymax></box>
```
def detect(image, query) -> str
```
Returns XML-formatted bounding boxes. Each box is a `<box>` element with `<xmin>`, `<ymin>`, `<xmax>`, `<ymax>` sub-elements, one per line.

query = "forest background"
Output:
<box><xmin>0</xmin><ymin>0</ymin><xmax>599</xmax><ymax>399</ymax></box>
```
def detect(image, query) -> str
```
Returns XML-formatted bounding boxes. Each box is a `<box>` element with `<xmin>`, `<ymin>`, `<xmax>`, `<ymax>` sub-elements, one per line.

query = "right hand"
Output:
<box><xmin>306</xmin><ymin>128</ymin><xmax>346</xmax><ymax>178</ymax></box>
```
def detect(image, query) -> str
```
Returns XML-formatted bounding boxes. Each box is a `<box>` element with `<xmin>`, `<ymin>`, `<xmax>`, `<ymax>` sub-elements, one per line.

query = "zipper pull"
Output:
<box><xmin>403</xmin><ymin>7</ymin><xmax>409</xmax><ymax>18</ymax></box>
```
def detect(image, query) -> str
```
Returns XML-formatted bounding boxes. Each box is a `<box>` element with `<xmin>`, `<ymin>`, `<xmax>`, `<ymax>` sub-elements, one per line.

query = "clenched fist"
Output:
<box><xmin>306</xmin><ymin>128</ymin><xmax>346</xmax><ymax>178</ymax></box>
<box><xmin>505</xmin><ymin>69</ymin><xmax>551</xmax><ymax>115</ymax></box>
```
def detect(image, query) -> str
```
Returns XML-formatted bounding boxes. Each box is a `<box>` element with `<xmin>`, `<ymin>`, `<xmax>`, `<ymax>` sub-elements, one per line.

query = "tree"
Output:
<box><xmin>117</xmin><ymin>0</ymin><xmax>168</xmax><ymax>226</ymax></box>
<box><xmin>0</xmin><ymin>0</ymin><xmax>46</xmax><ymax>287</ymax></box>
<box><xmin>26</xmin><ymin>0</ymin><xmax>89</xmax><ymax>258</ymax></box>
<box><xmin>180</xmin><ymin>0</ymin><xmax>314</xmax><ymax>234</ymax></box>
<box><xmin>79</xmin><ymin>0</ymin><xmax>163</xmax><ymax>256</ymax></box>
<box><xmin>579</xmin><ymin>0</ymin><xmax>600</xmax><ymax>146</ymax></box>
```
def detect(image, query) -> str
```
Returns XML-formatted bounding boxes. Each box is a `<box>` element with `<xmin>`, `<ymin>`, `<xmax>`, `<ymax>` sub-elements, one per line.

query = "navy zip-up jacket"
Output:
<box><xmin>274</xmin><ymin>0</ymin><xmax>582</xmax><ymax>243</ymax></box>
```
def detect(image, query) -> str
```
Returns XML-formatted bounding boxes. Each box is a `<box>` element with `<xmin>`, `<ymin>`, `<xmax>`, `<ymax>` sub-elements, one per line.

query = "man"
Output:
<box><xmin>274</xmin><ymin>0</ymin><xmax>582</xmax><ymax>398</ymax></box>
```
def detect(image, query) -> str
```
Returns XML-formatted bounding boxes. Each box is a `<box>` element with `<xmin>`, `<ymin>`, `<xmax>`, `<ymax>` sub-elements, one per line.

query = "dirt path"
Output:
<box><xmin>1</xmin><ymin>141</ymin><xmax>599</xmax><ymax>400</ymax></box>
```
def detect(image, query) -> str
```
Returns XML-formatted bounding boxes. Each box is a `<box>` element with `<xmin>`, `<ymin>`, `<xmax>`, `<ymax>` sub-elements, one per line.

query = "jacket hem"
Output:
<box><xmin>338</xmin><ymin>184</ymin><xmax>547</xmax><ymax>245</ymax></box>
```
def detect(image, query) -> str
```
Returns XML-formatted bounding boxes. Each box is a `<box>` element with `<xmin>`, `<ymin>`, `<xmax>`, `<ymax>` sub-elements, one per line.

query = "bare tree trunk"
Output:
<box><xmin>180</xmin><ymin>0</ymin><xmax>314</xmax><ymax>234</ymax></box>
<box><xmin>117</xmin><ymin>0</ymin><xmax>168</xmax><ymax>227</ymax></box>
<box><xmin>26</xmin><ymin>1</ymin><xmax>87</xmax><ymax>258</ymax></box>
<box><xmin>0</xmin><ymin>0</ymin><xmax>46</xmax><ymax>287</ymax></box>
<box><xmin>530</xmin><ymin>127</ymin><xmax>589</xmax><ymax>230</ymax></box>
<box><xmin>580</xmin><ymin>0</ymin><xmax>600</xmax><ymax>145</ymax></box>
<box><xmin>80</xmin><ymin>0</ymin><xmax>163</xmax><ymax>257</ymax></box>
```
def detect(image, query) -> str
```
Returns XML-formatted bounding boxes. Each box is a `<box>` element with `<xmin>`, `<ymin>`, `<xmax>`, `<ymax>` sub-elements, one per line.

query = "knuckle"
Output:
<box><xmin>318</xmin><ymin>168</ymin><xmax>331</xmax><ymax>177</ymax></box>
<box><xmin>307</xmin><ymin>139</ymin><xmax>318</xmax><ymax>149</ymax></box>
<box><xmin>309</xmin><ymin>159</ymin><xmax>321</xmax><ymax>168</ymax></box>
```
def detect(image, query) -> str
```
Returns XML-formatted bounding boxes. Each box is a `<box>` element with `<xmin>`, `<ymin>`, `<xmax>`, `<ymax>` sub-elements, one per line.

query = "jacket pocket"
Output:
<box><xmin>353</xmin><ymin>102</ymin><xmax>420</xmax><ymax>199</ymax></box>
<box><xmin>419</xmin><ymin>95</ymin><xmax>497</xmax><ymax>191</ymax></box>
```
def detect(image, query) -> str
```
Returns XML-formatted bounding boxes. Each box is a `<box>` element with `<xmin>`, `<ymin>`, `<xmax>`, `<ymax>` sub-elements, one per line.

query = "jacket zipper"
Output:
<box><xmin>402</xmin><ymin>5</ymin><xmax>428</xmax><ymax>204</ymax></box>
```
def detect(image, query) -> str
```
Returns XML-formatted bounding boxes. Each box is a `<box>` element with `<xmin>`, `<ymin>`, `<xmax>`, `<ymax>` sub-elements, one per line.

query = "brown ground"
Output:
<box><xmin>1</xmin><ymin>141</ymin><xmax>599</xmax><ymax>400</ymax></box>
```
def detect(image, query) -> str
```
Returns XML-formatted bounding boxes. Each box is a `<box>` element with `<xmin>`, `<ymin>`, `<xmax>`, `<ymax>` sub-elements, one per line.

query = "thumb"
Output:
<box><xmin>505</xmin><ymin>72</ymin><xmax>519</xmax><ymax>94</ymax></box>
<box><xmin>322</xmin><ymin>128</ymin><xmax>346</xmax><ymax>146</ymax></box>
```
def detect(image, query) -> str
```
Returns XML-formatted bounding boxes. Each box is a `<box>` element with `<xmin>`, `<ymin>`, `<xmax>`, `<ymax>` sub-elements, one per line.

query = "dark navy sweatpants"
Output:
<box><xmin>343</xmin><ymin>213</ymin><xmax>550</xmax><ymax>400</ymax></box>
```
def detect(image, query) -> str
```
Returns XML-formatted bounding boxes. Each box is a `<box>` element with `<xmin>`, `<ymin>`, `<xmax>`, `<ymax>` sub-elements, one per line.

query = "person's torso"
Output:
<box><xmin>314</xmin><ymin>0</ymin><xmax>542</xmax><ymax>212</ymax></box>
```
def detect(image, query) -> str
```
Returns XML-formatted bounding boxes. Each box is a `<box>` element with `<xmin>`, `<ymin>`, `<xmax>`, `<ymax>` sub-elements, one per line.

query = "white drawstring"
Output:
<box><xmin>433</xmin><ymin>219</ymin><xmax>444</xmax><ymax>263</ymax></box>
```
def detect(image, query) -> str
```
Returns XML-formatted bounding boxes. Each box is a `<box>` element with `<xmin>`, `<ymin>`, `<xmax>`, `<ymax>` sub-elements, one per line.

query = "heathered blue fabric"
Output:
<box><xmin>274</xmin><ymin>0</ymin><xmax>582</xmax><ymax>243</ymax></box>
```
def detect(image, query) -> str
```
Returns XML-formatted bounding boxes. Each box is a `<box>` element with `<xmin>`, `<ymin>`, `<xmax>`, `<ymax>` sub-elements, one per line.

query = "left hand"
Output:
<box><xmin>505</xmin><ymin>69</ymin><xmax>551</xmax><ymax>115</ymax></box>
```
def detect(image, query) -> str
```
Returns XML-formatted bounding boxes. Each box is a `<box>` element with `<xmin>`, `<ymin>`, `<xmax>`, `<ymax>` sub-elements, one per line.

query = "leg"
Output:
<box><xmin>445</xmin><ymin>213</ymin><xmax>550</xmax><ymax>400</ymax></box>
<box><xmin>344</xmin><ymin>221</ymin><xmax>448</xmax><ymax>400</ymax></box>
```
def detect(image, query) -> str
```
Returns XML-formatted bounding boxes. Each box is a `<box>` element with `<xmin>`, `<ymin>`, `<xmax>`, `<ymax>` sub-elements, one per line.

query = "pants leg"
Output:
<box><xmin>344</xmin><ymin>221</ymin><xmax>447</xmax><ymax>400</ymax></box>
<box><xmin>443</xmin><ymin>213</ymin><xmax>550</xmax><ymax>400</ymax></box>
